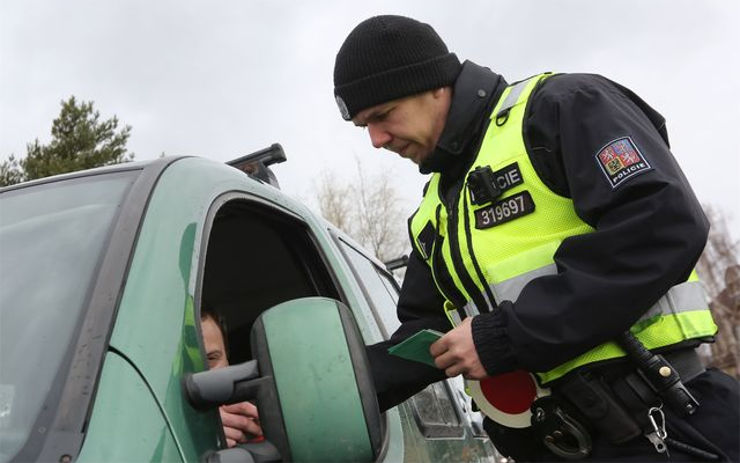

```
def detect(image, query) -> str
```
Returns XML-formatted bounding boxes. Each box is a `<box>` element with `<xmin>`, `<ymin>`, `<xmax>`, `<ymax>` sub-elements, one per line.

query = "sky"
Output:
<box><xmin>2</xmin><ymin>0</ymin><xmax>739</xmax><ymax>240</ymax></box>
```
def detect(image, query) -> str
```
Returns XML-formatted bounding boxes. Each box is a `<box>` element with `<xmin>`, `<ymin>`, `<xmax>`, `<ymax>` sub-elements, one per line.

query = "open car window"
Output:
<box><xmin>193</xmin><ymin>196</ymin><xmax>394</xmax><ymax>457</ymax></box>
<box><xmin>197</xmin><ymin>197</ymin><xmax>343</xmax><ymax>365</ymax></box>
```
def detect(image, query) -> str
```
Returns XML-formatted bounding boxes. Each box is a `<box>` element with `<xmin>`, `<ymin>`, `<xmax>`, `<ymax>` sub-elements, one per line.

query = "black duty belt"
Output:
<box><xmin>662</xmin><ymin>348</ymin><xmax>705</xmax><ymax>384</ymax></box>
<box><xmin>532</xmin><ymin>347</ymin><xmax>710</xmax><ymax>460</ymax></box>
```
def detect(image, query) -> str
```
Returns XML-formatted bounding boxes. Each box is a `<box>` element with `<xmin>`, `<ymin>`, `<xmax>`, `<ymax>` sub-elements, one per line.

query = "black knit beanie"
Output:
<box><xmin>333</xmin><ymin>15</ymin><xmax>461</xmax><ymax>121</ymax></box>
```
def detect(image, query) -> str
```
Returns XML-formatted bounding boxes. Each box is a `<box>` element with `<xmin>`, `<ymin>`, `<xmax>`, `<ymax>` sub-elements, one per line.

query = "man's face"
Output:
<box><xmin>352</xmin><ymin>88</ymin><xmax>451</xmax><ymax>165</ymax></box>
<box><xmin>202</xmin><ymin>315</ymin><xmax>229</xmax><ymax>369</ymax></box>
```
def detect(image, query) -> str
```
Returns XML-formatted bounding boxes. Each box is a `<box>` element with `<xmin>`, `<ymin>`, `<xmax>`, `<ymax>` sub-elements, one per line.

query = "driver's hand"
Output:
<box><xmin>219</xmin><ymin>401</ymin><xmax>263</xmax><ymax>447</ymax></box>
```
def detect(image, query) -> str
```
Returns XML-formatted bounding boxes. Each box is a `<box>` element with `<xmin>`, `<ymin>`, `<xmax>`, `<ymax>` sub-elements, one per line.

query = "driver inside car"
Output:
<box><xmin>201</xmin><ymin>309</ymin><xmax>264</xmax><ymax>447</ymax></box>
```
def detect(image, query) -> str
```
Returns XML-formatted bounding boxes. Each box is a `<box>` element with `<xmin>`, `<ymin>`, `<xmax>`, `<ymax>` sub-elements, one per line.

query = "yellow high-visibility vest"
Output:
<box><xmin>409</xmin><ymin>73</ymin><xmax>716</xmax><ymax>385</ymax></box>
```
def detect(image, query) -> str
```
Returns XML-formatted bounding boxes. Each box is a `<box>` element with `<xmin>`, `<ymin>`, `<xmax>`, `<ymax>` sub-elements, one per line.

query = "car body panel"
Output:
<box><xmin>106</xmin><ymin>158</ymin><xmax>405</xmax><ymax>461</ymax></box>
<box><xmin>108</xmin><ymin>159</ymin><xmax>264</xmax><ymax>459</ymax></box>
<box><xmin>2</xmin><ymin>156</ymin><xmax>498</xmax><ymax>462</ymax></box>
<box><xmin>77</xmin><ymin>352</ymin><xmax>182</xmax><ymax>462</ymax></box>
<box><xmin>397</xmin><ymin>400</ymin><xmax>497</xmax><ymax>463</ymax></box>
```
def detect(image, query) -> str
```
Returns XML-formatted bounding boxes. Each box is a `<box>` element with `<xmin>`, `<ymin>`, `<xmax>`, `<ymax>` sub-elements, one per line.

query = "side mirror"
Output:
<box><xmin>185</xmin><ymin>297</ymin><xmax>382</xmax><ymax>462</ymax></box>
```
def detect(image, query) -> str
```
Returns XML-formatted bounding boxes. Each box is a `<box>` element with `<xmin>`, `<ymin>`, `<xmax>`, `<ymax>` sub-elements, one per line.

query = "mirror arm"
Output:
<box><xmin>184</xmin><ymin>360</ymin><xmax>260</xmax><ymax>410</ymax></box>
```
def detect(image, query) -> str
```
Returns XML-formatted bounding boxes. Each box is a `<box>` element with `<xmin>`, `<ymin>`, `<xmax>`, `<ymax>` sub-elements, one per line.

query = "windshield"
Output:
<box><xmin>0</xmin><ymin>171</ymin><xmax>137</xmax><ymax>461</ymax></box>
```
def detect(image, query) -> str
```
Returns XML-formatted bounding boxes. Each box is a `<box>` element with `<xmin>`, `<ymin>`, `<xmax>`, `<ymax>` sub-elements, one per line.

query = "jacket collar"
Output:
<box><xmin>420</xmin><ymin>61</ymin><xmax>507</xmax><ymax>175</ymax></box>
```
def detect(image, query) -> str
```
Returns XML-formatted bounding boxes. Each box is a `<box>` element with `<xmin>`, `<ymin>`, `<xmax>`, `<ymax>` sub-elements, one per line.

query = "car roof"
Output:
<box><xmin>0</xmin><ymin>157</ymin><xmax>181</xmax><ymax>193</ymax></box>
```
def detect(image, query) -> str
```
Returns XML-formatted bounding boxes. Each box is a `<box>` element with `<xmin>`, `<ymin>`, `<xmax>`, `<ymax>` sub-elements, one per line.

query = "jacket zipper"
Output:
<box><xmin>435</xmin><ymin>74</ymin><xmax>509</xmax><ymax>315</ymax></box>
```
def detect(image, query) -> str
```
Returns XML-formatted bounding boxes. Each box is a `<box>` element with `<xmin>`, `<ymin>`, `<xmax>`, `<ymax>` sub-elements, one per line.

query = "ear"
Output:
<box><xmin>431</xmin><ymin>87</ymin><xmax>450</xmax><ymax>99</ymax></box>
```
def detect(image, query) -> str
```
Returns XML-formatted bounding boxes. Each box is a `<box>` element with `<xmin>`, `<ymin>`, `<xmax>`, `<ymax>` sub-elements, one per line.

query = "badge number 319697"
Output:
<box><xmin>474</xmin><ymin>191</ymin><xmax>535</xmax><ymax>229</ymax></box>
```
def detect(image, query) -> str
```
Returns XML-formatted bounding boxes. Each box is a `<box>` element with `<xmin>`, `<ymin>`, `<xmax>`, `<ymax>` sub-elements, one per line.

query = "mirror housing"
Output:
<box><xmin>185</xmin><ymin>297</ymin><xmax>382</xmax><ymax>462</ymax></box>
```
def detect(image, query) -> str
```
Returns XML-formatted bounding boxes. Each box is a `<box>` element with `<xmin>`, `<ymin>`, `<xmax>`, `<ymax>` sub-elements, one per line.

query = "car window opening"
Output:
<box><xmin>199</xmin><ymin>199</ymin><xmax>341</xmax><ymax>365</ymax></box>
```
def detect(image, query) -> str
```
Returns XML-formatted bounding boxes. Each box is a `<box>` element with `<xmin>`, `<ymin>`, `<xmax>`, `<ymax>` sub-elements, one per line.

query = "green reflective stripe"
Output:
<box><xmin>494</xmin><ymin>78</ymin><xmax>533</xmax><ymax>118</ymax></box>
<box><xmin>638</xmin><ymin>281</ymin><xmax>708</xmax><ymax>322</ymax></box>
<box><xmin>538</xmin><ymin>309</ymin><xmax>717</xmax><ymax>384</ymax></box>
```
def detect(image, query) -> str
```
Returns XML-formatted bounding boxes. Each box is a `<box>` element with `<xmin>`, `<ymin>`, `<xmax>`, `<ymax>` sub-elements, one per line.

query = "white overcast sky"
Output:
<box><xmin>2</xmin><ymin>0</ymin><xmax>738</xmax><ymax>240</ymax></box>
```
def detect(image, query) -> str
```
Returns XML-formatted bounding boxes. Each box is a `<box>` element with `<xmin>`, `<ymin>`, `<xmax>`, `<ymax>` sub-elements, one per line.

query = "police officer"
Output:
<box><xmin>333</xmin><ymin>15</ymin><xmax>740</xmax><ymax>462</ymax></box>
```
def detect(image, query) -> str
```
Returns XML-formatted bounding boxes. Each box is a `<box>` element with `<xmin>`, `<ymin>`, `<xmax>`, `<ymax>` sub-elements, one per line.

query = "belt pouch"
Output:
<box><xmin>558</xmin><ymin>371</ymin><xmax>642</xmax><ymax>444</ymax></box>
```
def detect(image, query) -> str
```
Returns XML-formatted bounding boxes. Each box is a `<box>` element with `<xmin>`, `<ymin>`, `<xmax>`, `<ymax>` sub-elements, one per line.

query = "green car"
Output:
<box><xmin>0</xmin><ymin>151</ymin><xmax>501</xmax><ymax>462</ymax></box>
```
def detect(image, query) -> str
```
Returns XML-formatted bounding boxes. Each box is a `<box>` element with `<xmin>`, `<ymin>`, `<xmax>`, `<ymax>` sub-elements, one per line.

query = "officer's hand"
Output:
<box><xmin>219</xmin><ymin>401</ymin><xmax>263</xmax><ymax>448</ymax></box>
<box><xmin>430</xmin><ymin>317</ymin><xmax>487</xmax><ymax>380</ymax></box>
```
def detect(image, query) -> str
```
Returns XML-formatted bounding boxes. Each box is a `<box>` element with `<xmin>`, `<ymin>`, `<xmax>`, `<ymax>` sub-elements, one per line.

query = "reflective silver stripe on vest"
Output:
<box><xmin>489</xmin><ymin>264</ymin><xmax>557</xmax><ymax>303</ymax></box>
<box><xmin>637</xmin><ymin>280</ymin><xmax>707</xmax><ymax>321</ymax></box>
<box><xmin>488</xmin><ymin>266</ymin><xmax>706</xmax><ymax>320</ymax></box>
<box><xmin>446</xmin><ymin>300</ymin><xmax>481</xmax><ymax>327</ymax></box>
<box><xmin>446</xmin><ymin>306</ymin><xmax>463</xmax><ymax>326</ymax></box>
<box><xmin>464</xmin><ymin>300</ymin><xmax>481</xmax><ymax>318</ymax></box>
<box><xmin>495</xmin><ymin>78</ymin><xmax>532</xmax><ymax>119</ymax></box>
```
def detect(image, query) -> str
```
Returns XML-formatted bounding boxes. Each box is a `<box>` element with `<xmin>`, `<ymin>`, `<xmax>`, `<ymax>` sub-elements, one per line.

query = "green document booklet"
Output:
<box><xmin>387</xmin><ymin>329</ymin><xmax>444</xmax><ymax>367</ymax></box>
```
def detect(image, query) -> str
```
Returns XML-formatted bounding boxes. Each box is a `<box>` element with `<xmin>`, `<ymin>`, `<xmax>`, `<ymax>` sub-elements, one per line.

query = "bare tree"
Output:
<box><xmin>314</xmin><ymin>160</ymin><xmax>409</xmax><ymax>263</ymax></box>
<box><xmin>696</xmin><ymin>204</ymin><xmax>740</xmax><ymax>378</ymax></box>
<box><xmin>696</xmin><ymin>205</ymin><xmax>739</xmax><ymax>298</ymax></box>
<box><xmin>352</xmin><ymin>161</ymin><xmax>408</xmax><ymax>262</ymax></box>
<box><xmin>316</xmin><ymin>170</ymin><xmax>354</xmax><ymax>232</ymax></box>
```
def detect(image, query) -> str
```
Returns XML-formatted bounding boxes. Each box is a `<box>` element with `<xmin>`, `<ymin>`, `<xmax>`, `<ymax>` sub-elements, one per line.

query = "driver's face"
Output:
<box><xmin>202</xmin><ymin>315</ymin><xmax>228</xmax><ymax>369</ymax></box>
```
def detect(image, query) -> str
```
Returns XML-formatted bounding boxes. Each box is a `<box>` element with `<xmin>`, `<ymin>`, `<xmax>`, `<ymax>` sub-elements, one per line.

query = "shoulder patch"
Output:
<box><xmin>595</xmin><ymin>136</ymin><xmax>652</xmax><ymax>188</ymax></box>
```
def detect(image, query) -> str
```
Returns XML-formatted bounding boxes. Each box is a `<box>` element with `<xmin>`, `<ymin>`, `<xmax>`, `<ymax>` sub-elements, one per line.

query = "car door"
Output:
<box><xmin>188</xmin><ymin>177</ymin><xmax>411</xmax><ymax>461</ymax></box>
<box><xmin>332</xmin><ymin>234</ymin><xmax>500</xmax><ymax>462</ymax></box>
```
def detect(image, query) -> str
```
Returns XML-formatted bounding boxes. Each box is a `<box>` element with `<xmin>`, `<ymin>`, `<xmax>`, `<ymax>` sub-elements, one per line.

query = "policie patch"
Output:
<box><xmin>595</xmin><ymin>136</ymin><xmax>652</xmax><ymax>188</ymax></box>
<box><xmin>468</xmin><ymin>162</ymin><xmax>524</xmax><ymax>205</ymax></box>
<box><xmin>474</xmin><ymin>191</ymin><xmax>535</xmax><ymax>229</ymax></box>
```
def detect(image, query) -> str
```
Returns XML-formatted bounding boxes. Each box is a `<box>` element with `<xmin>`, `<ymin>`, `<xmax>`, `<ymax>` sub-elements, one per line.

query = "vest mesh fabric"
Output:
<box><xmin>409</xmin><ymin>73</ymin><xmax>716</xmax><ymax>385</ymax></box>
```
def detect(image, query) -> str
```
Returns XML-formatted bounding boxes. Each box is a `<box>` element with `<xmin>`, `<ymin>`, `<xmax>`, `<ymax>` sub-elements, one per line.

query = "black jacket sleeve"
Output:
<box><xmin>472</xmin><ymin>73</ymin><xmax>709</xmax><ymax>375</ymax></box>
<box><xmin>366</xmin><ymin>249</ymin><xmax>449</xmax><ymax>411</ymax></box>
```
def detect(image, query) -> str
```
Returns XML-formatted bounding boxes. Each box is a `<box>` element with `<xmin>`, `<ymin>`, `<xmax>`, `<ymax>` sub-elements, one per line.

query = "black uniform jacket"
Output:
<box><xmin>366</xmin><ymin>61</ymin><xmax>709</xmax><ymax>412</ymax></box>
